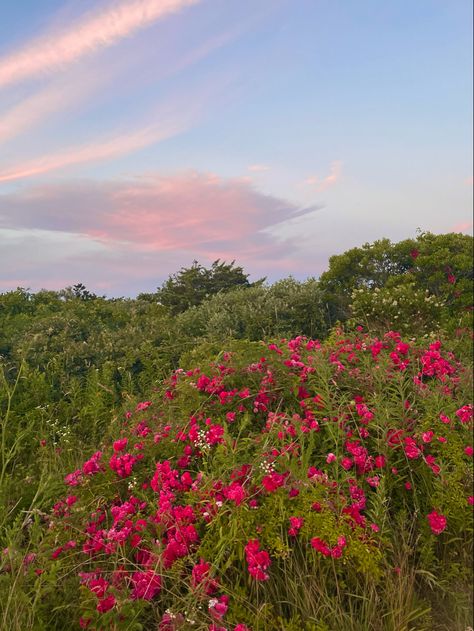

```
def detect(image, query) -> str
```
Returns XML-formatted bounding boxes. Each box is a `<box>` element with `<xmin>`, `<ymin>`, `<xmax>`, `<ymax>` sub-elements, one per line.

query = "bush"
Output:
<box><xmin>5</xmin><ymin>330</ymin><xmax>472</xmax><ymax>630</ymax></box>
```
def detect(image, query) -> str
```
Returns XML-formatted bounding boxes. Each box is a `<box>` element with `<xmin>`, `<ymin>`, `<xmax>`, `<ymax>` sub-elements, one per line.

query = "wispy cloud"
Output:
<box><xmin>248</xmin><ymin>164</ymin><xmax>271</xmax><ymax>172</ymax></box>
<box><xmin>0</xmin><ymin>74</ymin><xmax>104</xmax><ymax>145</ymax></box>
<box><xmin>0</xmin><ymin>114</ymin><xmax>190</xmax><ymax>183</ymax></box>
<box><xmin>451</xmin><ymin>220</ymin><xmax>473</xmax><ymax>233</ymax></box>
<box><xmin>0</xmin><ymin>22</ymin><xmax>245</xmax><ymax>147</ymax></box>
<box><xmin>0</xmin><ymin>0</ymin><xmax>199</xmax><ymax>89</ymax></box>
<box><xmin>304</xmin><ymin>160</ymin><xmax>343</xmax><ymax>192</ymax></box>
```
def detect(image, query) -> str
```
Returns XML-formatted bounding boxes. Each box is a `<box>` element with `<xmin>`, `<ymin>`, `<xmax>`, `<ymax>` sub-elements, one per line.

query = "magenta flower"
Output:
<box><xmin>427</xmin><ymin>510</ymin><xmax>447</xmax><ymax>535</ymax></box>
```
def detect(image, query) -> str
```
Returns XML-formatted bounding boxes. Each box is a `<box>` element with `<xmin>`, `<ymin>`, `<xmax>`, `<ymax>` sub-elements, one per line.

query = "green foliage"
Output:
<box><xmin>144</xmin><ymin>259</ymin><xmax>261</xmax><ymax>314</ymax></box>
<box><xmin>319</xmin><ymin>232</ymin><xmax>473</xmax><ymax>331</ymax></box>
<box><xmin>0</xmin><ymin>234</ymin><xmax>472</xmax><ymax>630</ymax></box>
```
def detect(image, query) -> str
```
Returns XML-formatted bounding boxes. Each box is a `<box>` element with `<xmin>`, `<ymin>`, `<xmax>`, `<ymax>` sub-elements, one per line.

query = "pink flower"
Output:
<box><xmin>404</xmin><ymin>437</ymin><xmax>422</xmax><ymax>459</ymax></box>
<box><xmin>262</xmin><ymin>471</ymin><xmax>286</xmax><ymax>493</ymax></box>
<box><xmin>421</xmin><ymin>431</ymin><xmax>434</xmax><ymax>443</ymax></box>
<box><xmin>375</xmin><ymin>455</ymin><xmax>386</xmax><ymax>468</ymax></box>
<box><xmin>464</xmin><ymin>446</ymin><xmax>473</xmax><ymax>457</ymax></box>
<box><xmin>113</xmin><ymin>438</ymin><xmax>128</xmax><ymax>452</ymax></box>
<box><xmin>341</xmin><ymin>457</ymin><xmax>353</xmax><ymax>471</ymax></box>
<box><xmin>97</xmin><ymin>594</ymin><xmax>115</xmax><ymax>613</ymax></box>
<box><xmin>427</xmin><ymin>510</ymin><xmax>447</xmax><ymax>535</ymax></box>
<box><xmin>245</xmin><ymin>540</ymin><xmax>271</xmax><ymax>581</ymax></box>
<box><xmin>224</xmin><ymin>482</ymin><xmax>246</xmax><ymax>506</ymax></box>
<box><xmin>208</xmin><ymin>595</ymin><xmax>229</xmax><ymax>619</ymax></box>
<box><xmin>326</xmin><ymin>453</ymin><xmax>337</xmax><ymax>464</ymax></box>
<box><xmin>192</xmin><ymin>559</ymin><xmax>218</xmax><ymax>594</ymax></box>
<box><xmin>135</xmin><ymin>401</ymin><xmax>152</xmax><ymax>411</ymax></box>
<box><xmin>82</xmin><ymin>451</ymin><xmax>103</xmax><ymax>476</ymax></box>
<box><xmin>310</xmin><ymin>537</ymin><xmax>331</xmax><ymax>557</ymax></box>
<box><xmin>456</xmin><ymin>405</ymin><xmax>473</xmax><ymax>424</ymax></box>
<box><xmin>130</xmin><ymin>570</ymin><xmax>161</xmax><ymax>600</ymax></box>
<box><xmin>288</xmin><ymin>516</ymin><xmax>304</xmax><ymax>536</ymax></box>
<box><xmin>366</xmin><ymin>476</ymin><xmax>380</xmax><ymax>488</ymax></box>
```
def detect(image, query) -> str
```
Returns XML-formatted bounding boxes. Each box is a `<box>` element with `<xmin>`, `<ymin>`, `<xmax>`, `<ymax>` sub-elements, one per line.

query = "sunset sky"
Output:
<box><xmin>0</xmin><ymin>0</ymin><xmax>472</xmax><ymax>296</ymax></box>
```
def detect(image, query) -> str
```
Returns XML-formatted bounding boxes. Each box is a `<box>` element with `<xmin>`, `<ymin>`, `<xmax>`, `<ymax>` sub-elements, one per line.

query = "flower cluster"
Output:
<box><xmin>26</xmin><ymin>329</ymin><xmax>472</xmax><ymax>629</ymax></box>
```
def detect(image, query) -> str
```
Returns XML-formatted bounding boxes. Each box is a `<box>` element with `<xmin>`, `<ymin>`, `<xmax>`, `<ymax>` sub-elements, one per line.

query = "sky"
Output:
<box><xmin>0</xmin><ymin>0</ymin><xmax>472</xmax><ymax>296</ymax></box>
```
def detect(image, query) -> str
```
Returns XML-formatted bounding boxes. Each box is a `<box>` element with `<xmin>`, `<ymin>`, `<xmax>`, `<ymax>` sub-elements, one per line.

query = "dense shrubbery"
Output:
<box><xmin>2</xmin><ymin>330</ymin><xmax>473</xmax><ymax>630</ymax></box>
<box><xmin>0</xmin><ymin>233</ymin><xmax>472</xmax><ymax>630</ymax></box>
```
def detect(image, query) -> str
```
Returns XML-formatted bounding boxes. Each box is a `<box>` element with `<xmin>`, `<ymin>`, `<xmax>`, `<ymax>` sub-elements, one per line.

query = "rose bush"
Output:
<box><xmin>8</xmin><ymin>329</ymin><xmax>473</xmax><ymax>630</ymax></box>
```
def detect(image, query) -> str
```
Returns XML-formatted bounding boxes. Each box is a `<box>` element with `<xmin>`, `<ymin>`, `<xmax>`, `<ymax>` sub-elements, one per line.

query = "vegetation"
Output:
<box><xmin>0</xmin><ymin>232</ymin><xmax>472</xmax><ymax>630</ymax></box>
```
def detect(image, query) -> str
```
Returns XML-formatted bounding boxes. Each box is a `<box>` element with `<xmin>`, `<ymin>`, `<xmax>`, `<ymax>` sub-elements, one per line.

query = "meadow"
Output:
<box><xmin>0</xmin><ymin>232</ymin><xmax>472</xmax><ymax>631</ymax></box>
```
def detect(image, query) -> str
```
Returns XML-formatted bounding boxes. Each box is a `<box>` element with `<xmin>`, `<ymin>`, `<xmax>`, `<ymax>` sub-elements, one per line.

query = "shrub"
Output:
<box><xmin>6</xmin><ymin>330</ymin><xmax>472</xmax><ymax>630</ymax></box>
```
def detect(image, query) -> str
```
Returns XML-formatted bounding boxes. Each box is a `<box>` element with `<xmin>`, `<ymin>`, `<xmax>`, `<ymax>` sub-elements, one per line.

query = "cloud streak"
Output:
<box><xmin>0</xmin><ymin>74</ymin><xmax>104</xmax><ymax>145</ymax></box>
<box><xmin>0</xmin><ymin>0</ymin><xmax>199</xmax><ymax>89</ymax></box>
<box><xmin>304</xmin><ymin>160</ymin><xmax>343</xmax><ymax>192</ymax></box>
<box><xmin>0</xmin><ymin>116</ymin><xmax>189</xmax><ymax>183</ymax></box>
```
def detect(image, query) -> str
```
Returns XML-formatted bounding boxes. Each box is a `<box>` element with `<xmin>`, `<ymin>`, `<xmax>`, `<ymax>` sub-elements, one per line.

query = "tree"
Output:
<box><xmin>318</xmin><ymin>232</ymin><xmax>473</xmax><ymax>327</ymax></box>
<box><xmin>146</xmin><ymin>260</ymin><xmax>262</xmax><ymax>315</ymax></box>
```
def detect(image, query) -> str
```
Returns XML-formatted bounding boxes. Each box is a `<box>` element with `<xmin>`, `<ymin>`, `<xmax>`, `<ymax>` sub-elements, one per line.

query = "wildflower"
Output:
<box><xmin>130</xmin><ymin>570</ymin><xmax>161</xmax><ymax>600</ymax></box>
<box><xmin>135</xmin><ymin>401</ymin><xmax>152</xmax><ymax>411</ymax></box>
<box><xmin>262</xmin><ymin>471</ymin><xmax>286</xmax><ymax>492</ymax></box>
<box><xmin>456</xmin><ymin>405</ymin><xmax>473</xmax><ymax>424</ymax></box>
<box><xmin>427</xmin><ymin>510</ymin><xmax>447</xmax><ymax>535</ymax></box>
<box><xmin>245</xmin><ymin>540</ymin><xmax>271</xmax><ymax>581</ymax></box>
<box><xmin>208</xmin><ymin>595</ymin><xmax>229</xmax><ymax>619</ymax></box>
<box><xmin>375</xmin><ymin>455</ymin><xmax>386</xmax><ymax>468</ymax></box>
<box><xmin>421</xmin><ymin>431</ymin><xmax>434</xmax><ymax>443</ymax></box>
<box><xmin>404</xmin><ymin>437</ymin><xmax>422</xmax><ymax>459</ymax></box>
<box><xmin>366</xmin><ymin>476</ymin><xmax>380</xmax><ymax>488</ymax></box>
<box><xmin>310</xmin><ymin>537</ymin><xmax>331</xmax><ymax>557</ymax></box>
<box><xmin>97</xmin><ymin>594</ymin><xmax>115</xmax><ymax>613</ymax></box>
<box><xmin>288</xmin><ymin>516</ymin><xmax>304</xmax><ymax>536</ymax></box>
<box><xmin>113</xmin><ymin>438</ymin><xmax>128</xmax><ymax>452</ymax></box>
<box><xmin>192</xmin><ymin>559</ymin><xmax>218</xmax><ymax>594</ymax></box>
<box><xmin>341</xmin><ymin>457</ymin><xmax>353</xmax><ymax>471</ymax></box>
<box><xmin>224</xmin><ymin>482</ymin><xmax>246</xmax><ymax>506</ymax></box>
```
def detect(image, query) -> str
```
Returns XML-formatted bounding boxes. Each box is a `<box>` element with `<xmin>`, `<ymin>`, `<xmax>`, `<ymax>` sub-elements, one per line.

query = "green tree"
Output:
<box><xmin>145</xmin><ymin>260</ymin><xmax>262</xmax><ymax>314</ymax></box>
<box><xmin>319</xmin><ymin>232</ymin><xmax>473</xmax><ymax>328</ymax></box>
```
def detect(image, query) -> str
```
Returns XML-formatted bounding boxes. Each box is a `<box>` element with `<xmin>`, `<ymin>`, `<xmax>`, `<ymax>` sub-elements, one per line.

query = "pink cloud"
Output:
<box><xmin>0</xmin><ymin>21</ymin><xmax>248</xmax><ymax>147</ymax></box>
<box><xmin>0</xmin><ymin>173</ymin><xmax>323</xmax><ymax>293</ymax></box>
<box><xmin>0</xmin><ymin>0</ymin><xmax>200</xmax><ymax>88</ymax></box>
<box><xmin>304</xmin><ymin>160</ymin><xmax>343</xmax><ymax>192</ymax></box>
<box><xmin>0</xmin><ymin>171</ymin><xmax>314</xmax><ymax>253</ymax></box>
<box><xmin>451</xmin><ymin>221</ymin><xmax>473</xmax><ymax>234</ymax></box>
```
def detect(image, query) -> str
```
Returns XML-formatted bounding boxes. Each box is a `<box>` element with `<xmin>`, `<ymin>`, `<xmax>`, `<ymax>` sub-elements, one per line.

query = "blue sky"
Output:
<box><xmin>0</xmin><ymin>0</ymin><xmax>472</xmax><ymax>295</ymax></box>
